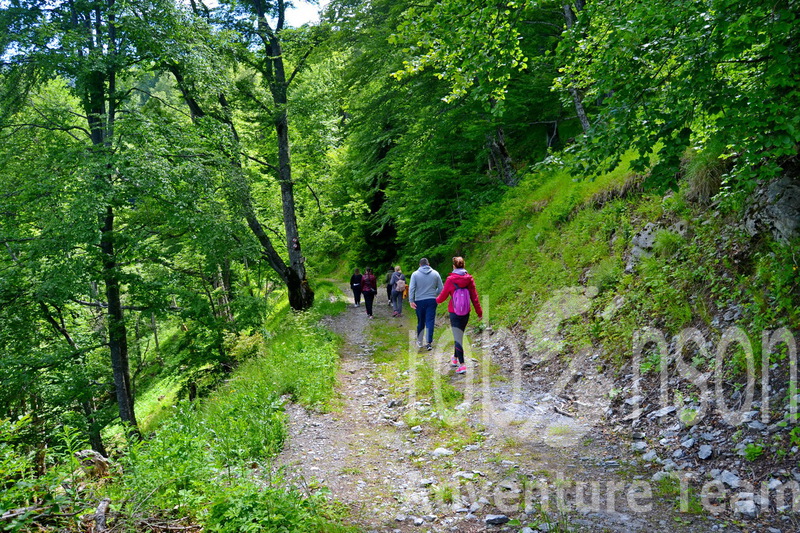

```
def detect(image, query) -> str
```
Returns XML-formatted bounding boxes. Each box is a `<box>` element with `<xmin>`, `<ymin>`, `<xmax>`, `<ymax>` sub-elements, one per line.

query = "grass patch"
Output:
<box><xmin>546</xmin><ymin>425</ymin><xmax>573</xmax><ymax>437</ymax></box>
<box><xmin>102</xmin><ymin>289</ymin><xmax>349</xmax><ymax>531</ymax></box>
<box><xmin>369</xmin><ymin>320</ymin><xmax>464</xmax><ymax>423</ymax></box>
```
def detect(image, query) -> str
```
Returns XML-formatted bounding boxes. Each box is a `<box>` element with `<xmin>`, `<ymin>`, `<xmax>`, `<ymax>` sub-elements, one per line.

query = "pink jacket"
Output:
<box><xmin>436</xmin><ymin>271</ymin><xmax>482</xmax><ymax>318</ymax></box>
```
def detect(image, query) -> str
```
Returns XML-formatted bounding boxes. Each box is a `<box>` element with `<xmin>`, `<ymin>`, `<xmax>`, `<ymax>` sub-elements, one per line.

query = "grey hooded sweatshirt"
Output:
<box><xmin>409</xmin><ymin>265</ymin><xmax>444</xmax><ymax>303</ymax></box>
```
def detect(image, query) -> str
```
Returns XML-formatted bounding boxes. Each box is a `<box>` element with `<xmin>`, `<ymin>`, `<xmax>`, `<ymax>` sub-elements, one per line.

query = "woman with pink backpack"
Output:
<box><xmin>389</xmin><ymin>266</ymin><xmax>407</xmax><ymax>317</ymax></box>
<box><xmin>436</xmin><ymin>257</ymin><xmax>483</xmax><ymax>374</ymax></box>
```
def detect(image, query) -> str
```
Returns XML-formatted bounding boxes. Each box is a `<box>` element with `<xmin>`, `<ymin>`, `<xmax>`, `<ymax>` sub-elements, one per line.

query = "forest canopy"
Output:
<box><xmin>0</xmin><ymin>0</ymin><xmax>797</xmax><ymax>530</ymax></box>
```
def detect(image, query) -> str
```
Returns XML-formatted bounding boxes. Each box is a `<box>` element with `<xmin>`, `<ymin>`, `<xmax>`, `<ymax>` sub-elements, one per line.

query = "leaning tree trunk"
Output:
<box><xmin>267</xmin><ymin>27</ymin><xmax>314</xmax><ymax>310</ymax></box>
<box><xmin>486</xmin><ymin>127</ymin><xmax>518</xmax><ymax>186</ymax></box>
<box><xmin>563</xmin><ymin>3</ymin><xmax>591</xmax><ymax>134</ymax></box>
<box><xmin>275</xmin><ymin>109</ymin><xmax>314</xmax><ymax>310</ymax></box>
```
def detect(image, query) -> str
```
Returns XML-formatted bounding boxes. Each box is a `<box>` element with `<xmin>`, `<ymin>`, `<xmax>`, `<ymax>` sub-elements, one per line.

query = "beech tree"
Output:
<box><xmin>179</xmin><ymin>0</ymin><xmax>318</xmax><ymax>310</ymax></box>
<box><xmin>390</xmin><ymin>0</ymin><xmax>589</xmax><ymax>133</ymax></box>
<box><xmin>0</xmin><ymin>0</ymin><xmax>148</xmax><ymax>432</ymax></box>
<box><xmin>0</xmin><ymin>0</ymin><xmax>236</xmax><ymax>437</ymax></box>
<box><xmin>556</xmin><ymin>0</ymin><xmax>800</xmax><ymax>188</ymax></box>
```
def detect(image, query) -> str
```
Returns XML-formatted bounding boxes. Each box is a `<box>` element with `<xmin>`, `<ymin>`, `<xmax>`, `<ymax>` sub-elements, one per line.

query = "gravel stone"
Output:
<box><xmin>698</xmin><ymin>445</ymin><xmax>713</xmax><ymax>460</ymax></box>
<box><xmin>484</xmin><ymin>514</ymin><xmax>510</xmax><ymax>525</ymax></box>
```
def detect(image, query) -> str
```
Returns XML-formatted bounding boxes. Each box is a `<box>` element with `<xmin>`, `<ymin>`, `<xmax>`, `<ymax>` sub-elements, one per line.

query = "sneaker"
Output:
<box><xmin>456</xmin><ymin>365</ymin><xmax>467</xmax><ymax>374</ymax></box>
<box><xmin>450</xmin><ymin>357</ymin><xmax>459</xmax><ymax>367</ymax></box>
<box><xmin>368</xmin><ymin>315</ymin><xmax>374</xmax><ymax>319</ymax></box>
<box><xmin>416</xmin><ymin>339</ymin><xmax>424</xmax><ymax>348</ymax></box>
<box><xmin>425</xmin><ymin>343</ymin><xmax>432</xmax><ymax>351</ymax></box>
<box><xmin>392</xmin><ymin>311</ymin><xmax>398</xmax><ymax>317</ymax></box>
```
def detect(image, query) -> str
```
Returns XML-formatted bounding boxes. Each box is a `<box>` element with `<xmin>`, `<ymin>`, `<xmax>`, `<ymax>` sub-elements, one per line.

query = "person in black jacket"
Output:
<box><xmin>350</xmin><ymin>268</ymin><xmax>363</xmax><ymax>307</ymax></box>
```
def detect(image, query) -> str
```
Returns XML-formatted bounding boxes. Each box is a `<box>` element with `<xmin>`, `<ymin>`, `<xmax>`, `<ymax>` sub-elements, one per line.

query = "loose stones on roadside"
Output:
<box><xmin>698</xmin><ymin>444</ymin><xmax>713</xmax><ymax>460</ymax></box>
<box><xmin>431</xmin><ymin>447</ymin><xmax>454</xmax><ymax>458</ymax></box>
<box><xmin>484</xmin><ymin>514</ymin><xmax>510</xmax><ymax>525</ymax></box>
<box><xmin>734</xmin><ymin>498</ymin><xmax>758</xmax><ymax>519</ymax></box>
<box><xmin>719</xmin><ymin>470</ymin><xmax>741</xmax><ymax>489</ymax></box>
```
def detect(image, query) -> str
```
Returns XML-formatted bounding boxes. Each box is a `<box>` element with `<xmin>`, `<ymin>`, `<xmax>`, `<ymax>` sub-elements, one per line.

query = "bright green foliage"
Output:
<box><xmin>331</xmin><ymin>0</ymin><xmax>563</xmax><ymax>267</ymax></box>
<box><xmin>455</xmin><ymin>154</ymin><xmax>641</xmax><ymax>327</ymax></box>
<box><xmin>391</xmin><ymin>0</ymin><xmax>533</xmax><ymax>107</ymax></box>
<box><xmin>452</xmin><ymin>150</ymin><xmax>797</xmax><ymax>368</ymax></box>
<box><xmin>743</xmin><ymin>442</ymin><xmax>765</xmax><ymax>461</ymax></box>
<box><xmin>0</xmin><ymin>421</ymin><xmax>96</xmax><ymax>532</ymax></box>
<box><xmin>748</xmin><ymin>240</ymin><xmax>800</xmax><ymax>332</ymax></box>
<box><xmin>558</xmin><ymin>0</ymin><xmax>800</xmax><ymax>192</ymax></box>
<box><xmin>111</xmin><ymin>297</ymin><xmax>344</xmax><ymax>529</ymax></box>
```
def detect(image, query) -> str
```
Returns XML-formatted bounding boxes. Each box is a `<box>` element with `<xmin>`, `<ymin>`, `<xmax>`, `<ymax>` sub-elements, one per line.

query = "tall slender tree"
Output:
<box><xmin>185</xmin><ymin>0</ymin><xmax>317</xmax><ymax>310</ymax></box>
<box><xmin>0</xmin><ymin>0</ymin><xmax>141</xmax><ymax>431</ymax></box>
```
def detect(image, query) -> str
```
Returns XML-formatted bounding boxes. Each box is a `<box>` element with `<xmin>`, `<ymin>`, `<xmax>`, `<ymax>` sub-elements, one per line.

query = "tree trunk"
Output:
<box><xmin>563</xmin><ymin>3</ymin><xmax>591</xmax><ymax>134</ymax></box>
<box><xmin>79</xmin><ymin>0</ymin><xmax>139</xmax><ymax>435</ymax></box>
<box><xmin>486</xmin><ymin>127</ymin><xmax>517</xmax><ymax>186</ymax></box>
<box><xmin>100</xmin><ymin>206</ymin><xmax>138</xmax><ymax>431</ymax></box>
<box><xmin>267</xmin><ymin>28</ymin><xmax>314</xmax><ymax>310</ymax></box>
<box><xmin>81</xmin><ymin>399</ymin><xmax>108</xmax><ymax>457</ymax></box>
<box><xmin>169</xmin><ymin>54</ymin><xmax>314</xmax><ymax>310</ymax></box>
<box><xmin>547</xmin><ymin>120</ymin><xmax>562</xmax><ymax>149</ymax></box>
<box><xmin>38</xmin><ymin>301</ymin><xmax>108</xmax><ymax>455</ymax></box>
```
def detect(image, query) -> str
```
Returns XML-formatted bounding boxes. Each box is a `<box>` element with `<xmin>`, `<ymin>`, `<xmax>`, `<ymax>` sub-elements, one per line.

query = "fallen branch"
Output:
<box><xmin>94</xmin><ymin>498</ymin><xmax>111</xmax><ymax>532</ymax></box>
<box><xmin>553</xmin><ymin>405</ymin><xmax>575</xmax><ymax>418</ymax></box>
<box><xmin>1</xmin><ymin>506</ymin><xmax>44</xmax><ymax>521</ymax></box>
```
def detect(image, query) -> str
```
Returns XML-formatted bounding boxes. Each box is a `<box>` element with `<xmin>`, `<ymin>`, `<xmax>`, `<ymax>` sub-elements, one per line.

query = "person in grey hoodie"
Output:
<box><xmin>408</xmin><ymin>258</ymin><xmax>444</xmax><ymax>350</ymax></box>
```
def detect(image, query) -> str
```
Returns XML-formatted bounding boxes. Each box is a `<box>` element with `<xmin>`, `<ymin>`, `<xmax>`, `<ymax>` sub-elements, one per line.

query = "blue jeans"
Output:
<box><xmin>415</xmin><ymin>298</ymin><xmax>437</xmax><ymax>344</ymax></box>
<box><xmin>391</xmin><ymin>290</ymin><xmax>404</xmax><ymax>314</ymax></box>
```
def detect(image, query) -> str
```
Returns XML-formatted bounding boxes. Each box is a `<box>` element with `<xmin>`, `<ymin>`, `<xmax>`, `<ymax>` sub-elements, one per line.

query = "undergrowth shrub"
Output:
<box><xmin>682</xmin><ymin>143</ymin><xmax>727</xmax><ymax>204</ymax></box>
<box><xmin>652</xmin><ymin>229</ymin><xmax>685</xmax><ymax>258</ymax></box>
<box><xmin>0</xmin><ymin>421</ymin><xmax>95</xmax><ymax>533</ymax></box>
<box><xmin>589</xmin><ymin>256</ymin><xmax>622</xmax><ymax>293</ymax></box>
<box><xmin>206</xmin><ymin>479</ymin><xmax>349</xmax><ymax>533</ymax></box>
<box><xmin>747</xmin><ymin>239</ymin><xmax>800</xmax><ymax>331</ymax></box>
<box><xmin>111</xmin><ymin>289</ymin><xmax>347</xmax><ymax>530</ymax></box>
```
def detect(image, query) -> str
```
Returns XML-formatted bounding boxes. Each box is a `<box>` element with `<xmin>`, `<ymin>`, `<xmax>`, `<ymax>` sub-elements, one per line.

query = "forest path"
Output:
<box><xmin>277</xmin><ymin>284</ymin><xmax>738</xmax><ymax>532</ymax></box>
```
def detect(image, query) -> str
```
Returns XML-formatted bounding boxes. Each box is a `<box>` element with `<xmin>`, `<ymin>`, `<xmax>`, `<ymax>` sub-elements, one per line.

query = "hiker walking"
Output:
<box><xmin>360</xmin><ymin>267</ymin><xmax>378</xmax><ymax>319</ymax></box>
<box><xmin>389</xmin><ymin>266</ymin><xmax>406</xmax><ymax>317</ymax></box>
<box><xmin>350</xmin><ymin>268</ymin><xmax>363</xmax><ymax>307</ymax></box>
<box><xmin>436</xmin><ymin>257</ymin><xmax>482</xmax><ymax>374</ymax></box>
<box><xmin>384</xmin><ymin>268</ymin><xmax>394</xmax><ymax>305</ymax></box>
<box><xmin>409</xmin><ymin>258</ymin><xmax>443</xmax><ymax>351</ymax></box>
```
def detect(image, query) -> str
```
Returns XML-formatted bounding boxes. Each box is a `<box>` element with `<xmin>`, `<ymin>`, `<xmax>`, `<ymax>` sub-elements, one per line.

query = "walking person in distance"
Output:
<box><xmin>360</xmin><ymin>267</ymin><xmax>378</xmax><ymax>319</ymax></box>
<box><xmin>390</xmin><ymin>266</ymin><xmax>407</xmax><ymax>317</ymax></box>
<box><xmin>436</xmin><ymin>257</ymin><xmax>482</xmax><ymax>374</ymax></box>
<box><xmin>350</xmin><ymin>268</ymin><xmax>363</xmax><ymax>307</ymax></box>
<box><xmin>384</xmin><ymin>268</ymin><xmax>394</xmax><ymax>305</ymax></box>
<box><xmin>409</xmin><ymin>258</ymin><xmax>443</xmax><ymax>351</ymax></box>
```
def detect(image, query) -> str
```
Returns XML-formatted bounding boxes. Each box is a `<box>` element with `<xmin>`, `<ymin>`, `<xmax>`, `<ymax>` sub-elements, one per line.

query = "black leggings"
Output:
<box><xmin>352</xmin><ymin>287</ymin><xmax>362</xmax><ymax>305</ymax></box>
<box><xmin>449</xmin><ymin>312</ymin><xmax>470</xmax><ymax>364</ymax></box>
<box><xmin>363</xmin><ymin>291</ymin><xmax>375</xmax><ymax>316</ymax></box>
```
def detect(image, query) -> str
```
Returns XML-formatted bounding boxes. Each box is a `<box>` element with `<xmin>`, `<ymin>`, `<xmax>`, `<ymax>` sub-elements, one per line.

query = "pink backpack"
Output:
<box><xmin>452</xmin><ymin>284</ymin><xmax>470</xmax><ymax>315</ymax></box>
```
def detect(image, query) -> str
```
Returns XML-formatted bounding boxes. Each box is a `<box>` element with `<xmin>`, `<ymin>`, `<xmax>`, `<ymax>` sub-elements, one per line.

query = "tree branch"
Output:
<box><xmin>129</xmin><ymin>87</ymin><xmax>193</xmax><ymax>119</ymax></box>
<box><xmin>243</xmin><ymin>153</ymin><xmax>279</xmax><ymax>174</ymax></box>
<box><xmin>306</xmin><ymin>182</ymin><xmax>325</xmax><ymax>215</ymax></box>
<box><xmin>71</xmin><ymin>299</ymin><xmax>182</xmax><ymax>312</ymax></box>
<box><xmin>288</xmin><ymin>40</ymin><xmax>319</xmax><ymax>87</ymax></box>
